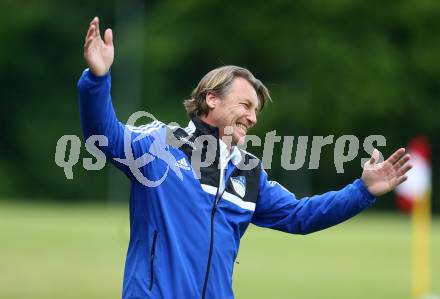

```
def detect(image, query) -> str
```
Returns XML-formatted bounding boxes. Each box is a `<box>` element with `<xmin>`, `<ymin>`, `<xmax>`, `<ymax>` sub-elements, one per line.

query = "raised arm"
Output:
<box><xmin>78</xmin><ymin>17</ymin><xmax>138</xmax><ymax>177</ymax></box>
<box><xmin>78</xmin><ymin>17</ymin><xmax>124</xmax><ymax>151</ymax></box>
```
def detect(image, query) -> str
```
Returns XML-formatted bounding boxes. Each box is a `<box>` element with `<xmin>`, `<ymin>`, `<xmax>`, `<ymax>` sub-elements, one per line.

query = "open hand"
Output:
<box><xmin>83</xmin><ymin>17</ymin><xmax>114</xmax><ymax>77</ymax></box>
<box><xmin>362</xmin><ymin>148</ymin><xmax>412</xmax><ymax>197</ymax></box>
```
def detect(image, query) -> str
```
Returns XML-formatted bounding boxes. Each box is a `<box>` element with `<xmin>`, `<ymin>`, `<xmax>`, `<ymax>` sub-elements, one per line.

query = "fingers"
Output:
<box><xmin>104</xmin><ymin>28</ymin><xmax>113</xmax><ymax>46</ymax></box>
<box><xmin>369</xmin><ymin>148</ymin><xmax>380</xmax><ymax>164</ymax></box>
<box><xmin>393</xmin><ymin>159</ymin><xmax>412</xmax><ymax>188</ymax></box>
<box><xmin>86</xmin><ymin>17</ymin><xmax>98</xmax><ymax>38</ymax></box>
<box><xmin>397</xmin><ymin>162</ymin><xmax>412</xmax><ymax>177</ymax></box>
<box><xmin>91</xmin><ymin>16</ymin><xmax>98</xmax><ymax>24</ymax></box>
<box><xmin>85</xmin><ymin>24</ymin><xmax>95</xmax><ymax>42</ymax></box>
<box><xmin>84</xmin><ymin>36</ymin><xmax>94</xmax><ymax>50</ymax></box>
<box><xmin>394</xmin><ymin>154</ymin><xmax>411</xmax><ymax>169</ymax></box>
<box><xmin>95</xmin><ymin>17</ymin><xmax>101</xmax><ymax>38</ymax></box>
<box><xmin>396</xmin><ymin>175</ymin><xmax>408</xmax><ymax>185</ymax></box>
<box><xmin>84</xmin><ymin>17</ymin><xmax>109</xmax><ymax>53</ymax></box>
<box><xmin>386</xmin><ymin>147</ymin><xmax>406</xmax><ymax>165</ymax></box>
<box><xmin>84</xmin><ymin>17</ymin><xmax>99</xmax><ymax>50</ymax></box>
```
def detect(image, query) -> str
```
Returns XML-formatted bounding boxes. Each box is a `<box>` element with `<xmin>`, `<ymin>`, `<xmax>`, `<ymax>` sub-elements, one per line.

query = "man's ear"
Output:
<box><xmin>205</xmin><ymin>92</ymin><xmax>217</xmax><ymax>109</ymax></box>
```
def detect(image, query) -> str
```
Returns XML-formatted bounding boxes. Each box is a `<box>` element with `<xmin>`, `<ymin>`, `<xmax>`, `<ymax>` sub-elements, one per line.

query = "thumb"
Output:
<box><xmin>104</xmin><ymin>28</ymin><xmax>113</xmax><ymax>46</ymax></box>
<box><xmin>369</xmin><ymin>148</ymin><xmax>380</xmax><ymax>164</ymax></box>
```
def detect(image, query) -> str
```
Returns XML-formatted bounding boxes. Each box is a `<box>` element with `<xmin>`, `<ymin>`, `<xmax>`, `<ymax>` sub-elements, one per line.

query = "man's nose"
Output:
<box><xmin>247</xmin><ymin>109</ymin><xmax>257</xmax><ymax>126</ymax></box>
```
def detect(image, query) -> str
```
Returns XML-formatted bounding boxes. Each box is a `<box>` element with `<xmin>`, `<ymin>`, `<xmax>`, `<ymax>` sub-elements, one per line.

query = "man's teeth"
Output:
<box><xmin>236</xmin><ymin>124</ymin><xmax>247</xmax><ymax>132</ymax></box>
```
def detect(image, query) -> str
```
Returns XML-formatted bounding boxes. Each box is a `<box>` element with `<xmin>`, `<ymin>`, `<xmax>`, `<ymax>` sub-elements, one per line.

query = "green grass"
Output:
<box><xmin>0</xmin><ymin>200</ymin><xmax>439</xmax><ymax>299</ymax></box>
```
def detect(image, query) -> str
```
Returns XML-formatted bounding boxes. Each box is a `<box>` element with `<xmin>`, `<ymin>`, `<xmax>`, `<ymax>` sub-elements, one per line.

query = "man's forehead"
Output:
<box><xmin>229</xmin><ymin>78</ymin><xmax>259</xmax><ymax>104</ymax></box>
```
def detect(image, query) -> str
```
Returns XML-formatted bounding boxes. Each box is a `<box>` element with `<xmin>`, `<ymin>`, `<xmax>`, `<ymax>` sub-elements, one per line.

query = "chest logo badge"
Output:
<box><xmin>231</xmin><ymin>176</ymin><xmax>246</xmax><ymax>198</ymax></box>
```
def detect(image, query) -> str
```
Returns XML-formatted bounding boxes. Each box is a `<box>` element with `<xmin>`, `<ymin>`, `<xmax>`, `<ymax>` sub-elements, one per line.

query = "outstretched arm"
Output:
<box><xmin>253</xmin><ymin>170</ymin><xmax>376</xmax><ymax>235</ymax></box>
<box><xmin>253</xmin><ymin>148</ymin><xmax>412</xmax><ymax>235</ymax></box>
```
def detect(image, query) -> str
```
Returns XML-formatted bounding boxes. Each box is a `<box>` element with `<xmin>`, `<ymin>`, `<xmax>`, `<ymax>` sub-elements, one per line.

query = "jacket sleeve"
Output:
<box><xmin>77</xmin><ymin>69</ymin><xmax>156</xmax><ymax>178</ymax></box>
<box><xmin>252</xmin><ymin>168</ymin><xmax>376</xmax><ymax>235</ymax></box>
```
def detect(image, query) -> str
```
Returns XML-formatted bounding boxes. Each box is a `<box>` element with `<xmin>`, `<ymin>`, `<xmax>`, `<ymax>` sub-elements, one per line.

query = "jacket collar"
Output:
<box><xmin>186</xmin><ymin>117</ymin><xmax>242</xmax><ymax>166</ymax></box>
<box><xmin>190</xmin><ymin>117</ymin><xmax>219</xmax><ymax>138</ymax></box>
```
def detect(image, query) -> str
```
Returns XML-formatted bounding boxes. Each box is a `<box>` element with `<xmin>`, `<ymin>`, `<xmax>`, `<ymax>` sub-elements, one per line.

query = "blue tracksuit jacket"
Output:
<box><xmin>78</xmin><ymin>69</ymin><xmax>376</xmax><ymax>299</ymax></box>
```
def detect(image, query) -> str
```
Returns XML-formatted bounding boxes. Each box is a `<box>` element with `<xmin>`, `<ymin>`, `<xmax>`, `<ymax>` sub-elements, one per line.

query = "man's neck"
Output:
<box><xmin>219</xmin><ymin>137</ymin><xmax>234</xmax><ymax>153</ymax></box>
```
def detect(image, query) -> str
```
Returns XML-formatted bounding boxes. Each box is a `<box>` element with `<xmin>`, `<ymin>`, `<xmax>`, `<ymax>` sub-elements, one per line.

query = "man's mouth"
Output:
<box><xmin>235</xmin><ymin>123</ymin><xmax>248</xmax><ymax>134</ymax></box>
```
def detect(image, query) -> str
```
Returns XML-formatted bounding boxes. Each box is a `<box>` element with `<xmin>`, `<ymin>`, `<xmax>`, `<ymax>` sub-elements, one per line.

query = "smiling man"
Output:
<box><xmin>78</xmin><ymin>17</ymin><xmax>412</xmax><ymax>299</ymax></box>
<box><xmin>184</xmin><ymin>68</ymin><xmax>265</xmax><ymax>146</ymax></box>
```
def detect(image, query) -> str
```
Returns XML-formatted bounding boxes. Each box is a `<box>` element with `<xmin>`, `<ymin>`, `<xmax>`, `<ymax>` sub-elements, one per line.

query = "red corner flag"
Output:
<box><xmin>395</xmin><ymin>136</ymin><xmax>431</xmax><ymax>213</ymax></box>
<box><xmin>395</xmin><ymin>136</ymin><xmax>432</xmax><ymax>299</ymax></box>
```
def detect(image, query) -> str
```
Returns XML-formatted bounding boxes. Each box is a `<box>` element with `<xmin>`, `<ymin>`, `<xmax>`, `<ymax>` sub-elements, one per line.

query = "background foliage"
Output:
<box><xmin>1</xmin><ymin>1</ymin><xmax>439</xmax><ymax>299</ymax></box>
<box><xmin>0</xmin><ymin>0</ymin><xmax>438</xmax><ymax>211</ymax></box>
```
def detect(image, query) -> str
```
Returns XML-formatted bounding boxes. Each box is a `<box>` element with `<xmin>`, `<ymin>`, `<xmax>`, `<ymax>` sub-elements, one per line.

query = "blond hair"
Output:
<box><xmin>184</xmin><ymin>65</ymin><xmax>271</xmax><ymax>118</ymax></box>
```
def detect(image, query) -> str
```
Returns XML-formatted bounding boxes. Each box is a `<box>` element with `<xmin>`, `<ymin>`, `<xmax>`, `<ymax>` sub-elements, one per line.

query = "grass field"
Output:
<box><xmin>0</xmin><ymin>200</ymin><xmax>439</xmax><ymax>299</ymax></box>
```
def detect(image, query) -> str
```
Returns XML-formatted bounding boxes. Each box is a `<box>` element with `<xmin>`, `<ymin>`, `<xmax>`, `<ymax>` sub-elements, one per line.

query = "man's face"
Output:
<box><xmin>206</xmin><ymin>77</ymin><xmax>259</xmax><ymax>145</ymax></box>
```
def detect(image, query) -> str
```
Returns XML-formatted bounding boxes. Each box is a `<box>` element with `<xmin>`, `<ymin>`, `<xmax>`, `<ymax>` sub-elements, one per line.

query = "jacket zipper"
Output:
<box><xmin>149</xmin><ymin>230</ymin><xmax>158</xmax><ymax>291</ymax></box>
<box><xmin>201</xmin><ymin>159</ymin><xmax>239</xmax><ymax>299</ymax></box>
<box><xmin>201</xmin><ymin>136</ymin><xmax>223</xmax><ymax>299</ymax></box>
<box><xmin>201</xmin><ymin>187</ymin><xmax>223</xmax><ymax>299</ymax></box>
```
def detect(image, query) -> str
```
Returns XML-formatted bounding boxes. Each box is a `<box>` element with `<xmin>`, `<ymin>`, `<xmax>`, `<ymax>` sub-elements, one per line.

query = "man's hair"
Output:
<box><xmin>184</xmin><ymin>65</ymin><xmax>271</xmax><ymax>119</ymax></box>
